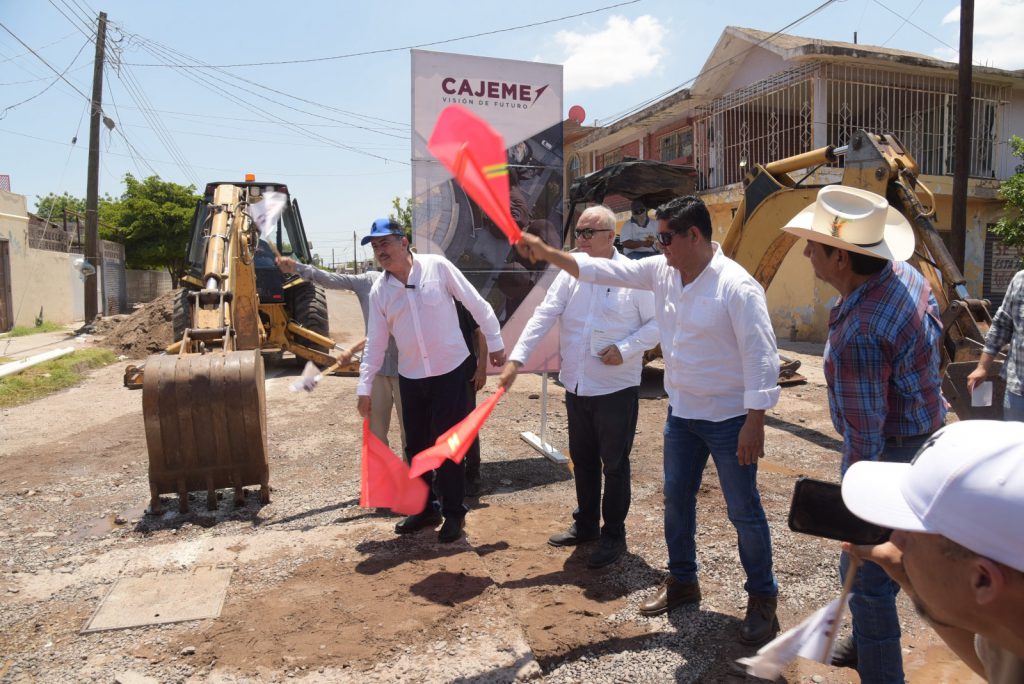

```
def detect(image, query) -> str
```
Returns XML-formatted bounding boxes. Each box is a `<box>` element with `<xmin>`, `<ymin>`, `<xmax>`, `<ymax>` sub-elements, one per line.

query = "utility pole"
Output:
<box><xmin>331</xmin><ymin>247</ymin><xmax>335</xmax><ymax>271</ymax></box>
<box><xmin>951</xmin><ymin>0</ymin><xmax>973</xmax><ymax>273</ymax></box>
<box><xmin>352</xmin><ymin>231</ymin><xmax>357</xmax><ymax>273</ymax></box>
<box><xmin>84</xmin><ymin>11</ymin><xmax>107</xmax><ymax>323</ymax></box>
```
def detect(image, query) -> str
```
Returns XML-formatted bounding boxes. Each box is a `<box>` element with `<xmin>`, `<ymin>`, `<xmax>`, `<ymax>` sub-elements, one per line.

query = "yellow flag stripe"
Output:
<box><xmin>483</xmin><ymin>163</ymin><xmax>508</xmax><ymax>179</ymax></box>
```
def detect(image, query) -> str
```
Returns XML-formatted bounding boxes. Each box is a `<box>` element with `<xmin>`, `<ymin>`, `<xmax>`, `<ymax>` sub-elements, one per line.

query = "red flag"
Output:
<box><xmin>360</xmin><ymin>420</ymin><xmax>428</xmax><ymax>515</ymax></box>
<box><xmin>427</xmin><ymin>105</ymin><xmax>523</xmax><ymax>245</ymax></box>
<box><xmin>409</xmin><ymin>387</ymin><xmax>506</xmax><ymax>478</ymax></box>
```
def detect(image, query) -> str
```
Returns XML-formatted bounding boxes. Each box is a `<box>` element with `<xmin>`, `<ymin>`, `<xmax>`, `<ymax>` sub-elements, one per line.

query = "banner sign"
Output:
<box><xmin>412</xmin><ymin>50</ymin><xmax>563</xmax><ymax>373</ymax></box>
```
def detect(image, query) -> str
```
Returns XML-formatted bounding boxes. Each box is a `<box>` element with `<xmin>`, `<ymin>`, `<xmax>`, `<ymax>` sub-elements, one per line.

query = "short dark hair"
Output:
<box><xmin>655</xmin><ymin>196</ymin><xmax>712</xmax><ymax>241</ymax></box>
<box><xmin>819</xmin><ymin>243</ymin><xmax>888</xmax><ymax>275</ymax></box>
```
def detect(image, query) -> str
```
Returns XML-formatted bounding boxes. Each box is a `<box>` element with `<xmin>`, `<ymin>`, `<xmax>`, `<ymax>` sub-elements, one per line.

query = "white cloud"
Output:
<box><xmin>552</xmin><ymin>15</ymin><xmax>667</xmax><ymax>92</ymax></box>
<box><xmin>935</xmin><ymin>0</ymin><xmax>1024</xmax><ymax>69</ymax></box>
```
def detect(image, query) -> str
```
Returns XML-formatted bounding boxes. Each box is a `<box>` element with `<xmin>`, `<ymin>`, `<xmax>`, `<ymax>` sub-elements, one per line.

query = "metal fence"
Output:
<box><xmin>692</xmin><ymin>62</ymin><xmax>1010</xmax><ymax>190</ymax></box>
<box><xmin>101</xmin><ymin>240</ymin><xmax>127</xmax><ymax>315</ymax></box>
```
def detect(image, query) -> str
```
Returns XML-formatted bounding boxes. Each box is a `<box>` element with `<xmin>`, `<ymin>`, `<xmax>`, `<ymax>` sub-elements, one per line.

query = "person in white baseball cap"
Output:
<box><xmin>842</xmin><ymin>420</ymin><xmax>1024</xmax><ymax>683</ymax></box>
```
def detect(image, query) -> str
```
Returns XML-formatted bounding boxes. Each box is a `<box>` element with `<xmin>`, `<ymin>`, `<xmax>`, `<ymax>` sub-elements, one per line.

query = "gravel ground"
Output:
<box><xmin>0</xmin><ymin>293</ymin><xmax>981</xmax><ymax>684</ymax></box>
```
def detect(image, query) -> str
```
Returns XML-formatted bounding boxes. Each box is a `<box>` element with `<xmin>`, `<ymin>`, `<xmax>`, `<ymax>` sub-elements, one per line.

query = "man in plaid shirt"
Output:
<box><xmin>784</xmin><ymin>186</ymin><xmax>946</xmax><ymax>684</ymax></box>
<box><xmin>968</xmin><ymin>269</ymin><xmax>1024</xmax><ymax>422</ymax></box>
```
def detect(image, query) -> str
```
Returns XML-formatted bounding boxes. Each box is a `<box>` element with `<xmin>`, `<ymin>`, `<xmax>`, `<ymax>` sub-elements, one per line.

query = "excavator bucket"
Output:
<box><xmin>142</xmin><ymin>349</ymin><xmax>270</xmax><ymax>514</ymax></box>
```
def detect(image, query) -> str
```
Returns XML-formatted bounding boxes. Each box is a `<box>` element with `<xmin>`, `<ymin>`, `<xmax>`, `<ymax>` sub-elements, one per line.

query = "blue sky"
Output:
<box><xmin>2</xmin><ymin>0</ymin><xmax>1022</xmax><ymax>265</ymax></box>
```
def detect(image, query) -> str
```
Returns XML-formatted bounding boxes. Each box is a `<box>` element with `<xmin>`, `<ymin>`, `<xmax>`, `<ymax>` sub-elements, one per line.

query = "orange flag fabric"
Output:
<box><xmin>360</xmin><ymin>420</ymin><xmax>428</xmax><ymax>515</ymax></box>
<box><xmin>427</xmin><ymin>105</ymin><xmax>523</xmax><ymax>245</ymax></box>
<box><xmin>409</xmin><ymin>387</ymin><xmax>506</xmax><ymax>478</ymax></box>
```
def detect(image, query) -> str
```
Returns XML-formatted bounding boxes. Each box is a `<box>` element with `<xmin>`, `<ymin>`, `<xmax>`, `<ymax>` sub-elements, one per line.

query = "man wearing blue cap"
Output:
<box><xmin>356</xmin><ymin>218</ymin><xmax>506</xmax><ymax>543</ymax></box>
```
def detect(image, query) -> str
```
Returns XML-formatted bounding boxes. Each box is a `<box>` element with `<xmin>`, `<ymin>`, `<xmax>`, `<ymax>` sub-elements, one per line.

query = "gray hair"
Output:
<box><xmin>578</xmin><ymin>204</ymin><xmax>617</xmax><ymax>233</ymax></box>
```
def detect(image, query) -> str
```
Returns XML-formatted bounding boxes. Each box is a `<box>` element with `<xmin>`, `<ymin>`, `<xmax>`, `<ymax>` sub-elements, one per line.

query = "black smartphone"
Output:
<box><xmin>787</xmin><ymin>477</ymin><xmax>891</xmax><ymax>545</ymax></box>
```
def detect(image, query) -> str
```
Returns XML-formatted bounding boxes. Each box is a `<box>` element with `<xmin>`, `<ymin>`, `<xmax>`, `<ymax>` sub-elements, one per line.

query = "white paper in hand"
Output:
<box><xmin>289</xmin><ymin>361</ymin><xmax>323</xmax><ymax>393</ymax></box>
<box><xmin>971</xmin><ymin>381</ymin><xmax>993</xmax><ymax>407</ymax></box>
<box><xmin>247</xmin><ymin>191</ymin><xmax>288</xmax><ymax>241</ymax></box>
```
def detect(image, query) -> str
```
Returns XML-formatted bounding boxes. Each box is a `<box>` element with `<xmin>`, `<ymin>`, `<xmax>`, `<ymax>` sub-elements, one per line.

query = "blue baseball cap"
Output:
<box><xmin>361</xmin><ymin>218</ymin><xmax>405</xmax><ymax>245</ymax></box>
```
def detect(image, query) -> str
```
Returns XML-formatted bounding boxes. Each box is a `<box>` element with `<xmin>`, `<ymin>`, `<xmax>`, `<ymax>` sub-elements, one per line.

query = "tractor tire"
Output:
<box><xmin>287</xmin><ymin>281</ymin><xmax>330</xmax><ymax>356</ymax></box>
<box><xmin>172</xmin><ymin>289</ymin><xmax>192</xmax><ymax>342</ymax></box>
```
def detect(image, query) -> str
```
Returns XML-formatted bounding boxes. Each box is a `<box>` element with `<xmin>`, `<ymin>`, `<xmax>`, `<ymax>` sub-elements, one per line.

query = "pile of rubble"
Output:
<box><xmin>94</xmin><ymin>289</ymin><xmax>179</xmax><ymax>359</ymax></box>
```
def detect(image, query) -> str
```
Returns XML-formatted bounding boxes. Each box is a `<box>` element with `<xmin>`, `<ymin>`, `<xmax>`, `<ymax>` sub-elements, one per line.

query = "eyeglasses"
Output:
<box><xmin>631</xmin><ymin>208</ymin><xmax>646</xmax><ymax>215</ymax></box>
<box><xmin>656</xmin><ymin>231</ymin><xmax>681</xmax><ymax>246</ymax></box>
<box><xmin>574</xmin><ymin>228</ymin><xmax>611</xmax><ymax>239</ymax></box>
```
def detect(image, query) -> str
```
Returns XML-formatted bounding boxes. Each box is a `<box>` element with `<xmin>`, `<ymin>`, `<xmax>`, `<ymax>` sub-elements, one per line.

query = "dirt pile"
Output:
<box><xmin>95</xmin><ymin>289</ymin><xmax>179</xmax><ymax>359</ymax></box>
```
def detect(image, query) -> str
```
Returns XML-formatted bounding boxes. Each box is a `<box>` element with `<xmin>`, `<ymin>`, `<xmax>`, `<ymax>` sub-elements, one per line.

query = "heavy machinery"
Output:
<box><xmin>719</xmin><ymin>129</ymin><xmax>1006</xmax><ymax>420</ymax></box>
<box><xmin>137</xmin><ymin>179</ymin><xmax>348</xmax><ymax>514</ymax></box>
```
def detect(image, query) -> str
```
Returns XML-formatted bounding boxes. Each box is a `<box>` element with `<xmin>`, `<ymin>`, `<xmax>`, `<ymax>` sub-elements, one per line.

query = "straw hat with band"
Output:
<box><xmin>782</xmin><ymin>185</ymin><xmax>915</xmax><ymax>262</ymax></box>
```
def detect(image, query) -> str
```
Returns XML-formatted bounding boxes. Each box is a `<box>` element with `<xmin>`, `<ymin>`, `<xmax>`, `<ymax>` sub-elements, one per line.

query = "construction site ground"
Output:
<box><xmin>0</xmin><ymin>289</ymin><xmax>981</xmax><ymax>683</ymax></box>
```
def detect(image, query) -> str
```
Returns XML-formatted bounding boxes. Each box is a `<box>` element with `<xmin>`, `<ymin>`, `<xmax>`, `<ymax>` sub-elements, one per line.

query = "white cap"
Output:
<box><xmin>842</xmin><ymin>420</ymin><xmax>1024</xmax><ymax>572</ymax></box>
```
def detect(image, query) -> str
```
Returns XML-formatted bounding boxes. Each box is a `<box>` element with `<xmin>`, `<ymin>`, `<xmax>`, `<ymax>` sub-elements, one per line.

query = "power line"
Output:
<box><xmin>0</xmin><ymin>29</ymin><xmax>79</xmax><ymax>64</ymax></box>
<box><xmin>596</xmin><ymin>0</ymin><xmax>840</xmax><ymax>126</ymax></box>
<box><xmin>45</xmin><ymin>0</ymin><xmax>95</xmax><ymax>40</ymax></box>
<box><xmin>0</xmin><ymin>19</ymin><xmax>95</xmax><ymax>109</ymax></box>
<box><xmin>1</xmin><ymin>35</ymin><xmax>90</xmax><ymax>119</ymax></box>
<box><xmin>869</xmin><ymin>0</ymin><xmax>958</xmax><ymax>54</ymax></box>
<box><xmin>121</xmin><ymin>0</ymin><xmax>641</xmax><ymax>68</ymax></box>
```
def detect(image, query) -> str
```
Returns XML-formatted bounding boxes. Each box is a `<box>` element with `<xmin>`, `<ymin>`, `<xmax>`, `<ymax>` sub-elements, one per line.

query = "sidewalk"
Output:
<box><xmin>0</xmin><ymin>323</ymin><xmax>89</xmax><ymax>361</ymax></box>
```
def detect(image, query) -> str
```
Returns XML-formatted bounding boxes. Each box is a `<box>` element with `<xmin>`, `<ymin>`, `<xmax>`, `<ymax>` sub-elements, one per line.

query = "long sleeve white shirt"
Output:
<box><xmin>575</xmin><ymin>244</ymin><xmax>780</xmax><ymax>420</ymax></box>
<box><xmin>510</xmin><ymin>250</ymin><xmax>658</xmax><ymax>396</ymax></box>
<box><xmin>357</xmin><ymin>254</ymin><xmax>503</xmax><ymax>395</ymax></box>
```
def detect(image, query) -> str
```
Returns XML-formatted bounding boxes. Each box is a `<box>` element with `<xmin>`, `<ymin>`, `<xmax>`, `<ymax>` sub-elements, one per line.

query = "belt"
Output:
<box><xmin>885</xmin><ymin>433</ymin><xmax>932</xmax><ymax>448</ymax></box>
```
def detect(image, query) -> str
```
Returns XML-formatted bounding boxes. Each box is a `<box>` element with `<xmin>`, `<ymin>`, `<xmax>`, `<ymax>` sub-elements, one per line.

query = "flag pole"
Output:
<box><xmin>821</xmin><ymin>557</ymin><xmax>861</xmax><ymax>662</ymax></box>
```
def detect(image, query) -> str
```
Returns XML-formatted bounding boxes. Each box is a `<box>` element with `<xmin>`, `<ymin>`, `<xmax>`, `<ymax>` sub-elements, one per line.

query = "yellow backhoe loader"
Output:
<box><xmin>136</xmin><ymin>179</ymin><xmax>353</xmax><ymax>514</ymax></box>
<box><xmin>720</xmin><ymin>129</ymin><xmax>1006</xmax><ymax>420</ymax></box>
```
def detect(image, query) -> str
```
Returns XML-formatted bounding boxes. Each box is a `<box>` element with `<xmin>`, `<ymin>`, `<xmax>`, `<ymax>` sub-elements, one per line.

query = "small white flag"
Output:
<box><xmin>736</xmin><ymin>595</ymin><xmax>848</xmax><ymax>680</ymax></box>
<box><xmin>289</xmin><ymin>361</ymin><xmax>323</xmax><ymax>393</ymax></box>
<box><xmin>247</xmin><ymin>191</ymin><xmax>288</xmax><ymax>242</ymax></box>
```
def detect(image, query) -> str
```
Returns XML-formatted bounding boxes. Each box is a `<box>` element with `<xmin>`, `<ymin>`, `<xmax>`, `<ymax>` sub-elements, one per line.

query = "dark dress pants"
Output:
<box><xmin>399</xmin><ymin>363</ymin><xmax>469</xmax><ymax>519</ymax></box>
<box><xmin>565</xmin><ymin>386</ymin><xmax>639</xmax><ymax>540</ymax></box>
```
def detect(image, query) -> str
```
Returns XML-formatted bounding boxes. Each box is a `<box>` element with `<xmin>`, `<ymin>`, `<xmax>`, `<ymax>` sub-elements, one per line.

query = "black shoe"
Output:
<box><xmin>394</xmin><ymin>509</ymin><xmax>442</xmax><ymax>534</ymax></box>
<box><xmin>639</xmin><ymin>576</ymin><xmax>701</xmax><ymax>616</ymax></box>
<box><xmin>739</xmin><ymin>595</ymin><xmax>780</xmax><ymax>646</ymax></box>
<box><xmin>830</xmin><ymin>634</ymin><xmax>857</xmax><ymax>669</ymax></box>
<box><xmin>437</xmin><ymin>516</ymin><xmax>464</xmax><ymax>543</ymax></box>
<box><xmin>548</xmin><ymin>523</ymin><xmax>599</xmax><ymax>547</ymax></box>
<box><xmin>587</xmin><ymin>537</ymin><xmax>626</xmax><ymax>569</ymax></box>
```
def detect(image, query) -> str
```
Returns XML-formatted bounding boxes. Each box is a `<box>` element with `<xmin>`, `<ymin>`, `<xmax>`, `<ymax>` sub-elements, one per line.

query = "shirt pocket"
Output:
<box><xmin>418</xmin><ymin>279</ymin><xmax>446</xmax><ymax>307</ymax></box>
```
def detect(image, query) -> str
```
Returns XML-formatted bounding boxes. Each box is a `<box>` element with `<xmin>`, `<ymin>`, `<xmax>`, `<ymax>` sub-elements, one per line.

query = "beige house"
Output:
<box><xmin>568</xmin><ymin>27</ymin><xmax>1024</xmax><ymax>341</ymax></box>
<box><xmin>0</xmin><ymin>189</ymin><xmax>85</xmax><ymax>332</ymax></box>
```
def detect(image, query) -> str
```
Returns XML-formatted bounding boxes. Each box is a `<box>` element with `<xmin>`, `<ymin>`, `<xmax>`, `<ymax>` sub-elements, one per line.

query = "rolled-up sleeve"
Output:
<box><xmin>728</xmin><ymin>281</ymin><xmax>781</xmax><ymax>410</ymax></box>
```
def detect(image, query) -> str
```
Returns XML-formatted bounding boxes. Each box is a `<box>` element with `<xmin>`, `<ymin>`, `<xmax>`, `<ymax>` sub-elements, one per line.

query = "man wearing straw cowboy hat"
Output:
<box><xmin>782</xmin><ymin>185</ymin><xmax>947</xmax><ymax>683</ymax></box>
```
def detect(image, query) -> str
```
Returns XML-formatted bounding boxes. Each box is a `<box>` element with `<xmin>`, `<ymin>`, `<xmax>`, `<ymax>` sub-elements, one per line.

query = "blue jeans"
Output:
<box><xmin>839</xmin><ymin>441</ymin><xmax>921</xmax><ymax>684</ymax></box>
<box><xmin>663</xmin><ymin>410</ymin><xmax>777</xmax><ymax>597</ymax></box>
<box><xmin>1005</xmin><ymin>389</ymin><xmax>1024</xmax><ymax>422</ymax></box>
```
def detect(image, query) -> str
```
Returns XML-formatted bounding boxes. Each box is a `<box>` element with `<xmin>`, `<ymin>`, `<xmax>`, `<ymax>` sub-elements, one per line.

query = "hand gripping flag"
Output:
<box><xmin>360</xmin><ymin>420</ymin><xmax>428</xmax><ymax>515</ymax></box>
<box><xmin>427</xmin><ymin>105</ymin><xmax>523</xmax><ymax>245</ymax></box>
<box><xmin>409</xmin><ymin>387</ymin><xmax>506</xmax><ymax>478</ymax></box>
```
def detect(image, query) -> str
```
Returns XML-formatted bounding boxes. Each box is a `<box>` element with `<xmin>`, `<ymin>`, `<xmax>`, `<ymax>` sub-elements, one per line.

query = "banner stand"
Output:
<box><xmin>519</xmin><ymin>373</ymin><xmax>568</xmax><ymax>465</ymax></box>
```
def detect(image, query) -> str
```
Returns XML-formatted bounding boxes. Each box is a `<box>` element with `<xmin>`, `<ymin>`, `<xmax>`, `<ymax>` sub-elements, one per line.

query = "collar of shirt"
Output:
<box><xmin>828</xmin><ymin>262</ymin><xmax>894</xmax><ymax>328</ymax></box>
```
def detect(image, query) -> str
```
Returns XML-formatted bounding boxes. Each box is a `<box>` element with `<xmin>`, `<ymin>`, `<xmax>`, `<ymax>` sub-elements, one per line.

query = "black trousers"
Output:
<box><xmin>399</xmin><ymin>363</ymin><xmax>469</xmax><ymax>519</ymax></box>
<box><xmin>460</xmin><ymin>355</ymin><xmax>481</xmax><ymax>482</ymax></box>
<box><xmin>565</xmin><ymin>386</ymin><xmax>639</xmax><ymax>541</ymax></box>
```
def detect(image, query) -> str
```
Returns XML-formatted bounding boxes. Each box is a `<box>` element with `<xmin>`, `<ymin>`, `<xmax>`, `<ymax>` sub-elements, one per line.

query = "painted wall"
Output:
<box><xmin>0</xmin><ymin>190</ymin><xmax>85</xmax><ymax>327</ymax></box>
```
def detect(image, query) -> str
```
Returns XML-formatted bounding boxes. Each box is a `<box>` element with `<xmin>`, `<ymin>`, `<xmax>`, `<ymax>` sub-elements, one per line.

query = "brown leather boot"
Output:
<box><xmin>639</xmin><ymin>576</ymin><xmax>701</xmax><ymax>616</ymax></box>
<box><xmin>739</xmin><ymin>595</ymin><xmax>780</xmax><ymax>646</ymax></box>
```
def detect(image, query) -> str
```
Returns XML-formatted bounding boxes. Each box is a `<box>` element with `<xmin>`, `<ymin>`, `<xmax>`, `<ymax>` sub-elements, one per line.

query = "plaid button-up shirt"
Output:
<box><xmin>825</xmin><ymin>262</ymin><xmax>947</xmax><ymax>473</ymax></box>
<box><xmin>984</xmin><ymin>269</ymin><xmax>1024</xmax><ymax>396</ymax></box>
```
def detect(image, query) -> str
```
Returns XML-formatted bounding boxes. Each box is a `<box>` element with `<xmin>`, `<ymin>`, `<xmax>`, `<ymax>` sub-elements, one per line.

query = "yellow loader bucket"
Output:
<box><xmin>142</xmin><ymin>349</ymin><xmax>270</xmax><ymax>514</ymax></box>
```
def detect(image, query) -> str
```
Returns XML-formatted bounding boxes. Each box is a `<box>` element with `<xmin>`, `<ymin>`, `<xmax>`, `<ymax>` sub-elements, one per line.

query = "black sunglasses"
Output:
<box><xmin>656</xmin><ymin>230</ymin><xmax>680</xmax><ymax>246</ymax></box>
<box><xmin>574</xmin><ymin>228</ymin><xmax>611</xmax><ymax>239</ymax></box>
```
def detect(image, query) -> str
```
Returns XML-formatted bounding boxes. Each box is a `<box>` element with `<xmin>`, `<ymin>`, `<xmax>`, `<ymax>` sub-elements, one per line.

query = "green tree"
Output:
<box><xmin>34</xmin><ymin>192</ymin><xmax>86</xmax><ymax>222</ymax></box>
<box><xmin>389</xmin><ymin>195</ymin><xmax>413</xmax><ymax>238</ymax></box>
<box><xmin>991</xmin><ymin>135</ymin><xmax>1024</xmax><ymax>265</ymax></box>
<box><xmin>102</xmin><ymin>174</ymin><xmax>199</xmax><ymax>286</ymax></box>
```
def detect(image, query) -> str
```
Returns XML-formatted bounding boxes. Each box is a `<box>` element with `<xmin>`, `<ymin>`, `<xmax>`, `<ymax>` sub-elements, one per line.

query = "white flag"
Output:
<box><xmin>289</xmin><ymin>361</ymin><xmax>323</xmax><ymax>393</ymax></box>
<box><xmin>247</xmin><ymin>191</ymin><xmax>288</xmax><ymax>242</ymax></box>
<box><xmin>736</xmin><ymin>595</ymin><xmax>848</xmax><ymax>680</ymax></box>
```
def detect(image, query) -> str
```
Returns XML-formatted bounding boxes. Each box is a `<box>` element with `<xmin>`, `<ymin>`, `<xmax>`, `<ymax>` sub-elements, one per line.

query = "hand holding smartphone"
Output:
<box><xmin>788</xmin><ymin>477</ymin><xmax>891</xmax><ymax>545</ymax></box>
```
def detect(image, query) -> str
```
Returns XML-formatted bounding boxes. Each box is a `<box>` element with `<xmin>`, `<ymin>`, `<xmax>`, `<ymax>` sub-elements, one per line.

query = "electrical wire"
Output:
<box><xmin>869</xmin><ymin>0</ymin><xmax>958</xmax><ymax>54</ymax></box>
<box><xmin>45</xmin><ymin>0</ymin><xmax>95</xmax><ymax>40</ymax></box>
<box><xmin>595</xmin><ymin>0</ymin><xmax>841</xmax><ymax>126</ymax></box>
<box><xmin>0</xmin><ymin>29</ymin><xmax>79</xmax><ymax>64</ymax></box>
<box><xmin>122</xmin><ymin>0</ymin><xmax>641</xmax><ymax>68</ymax></box>
<box><xmin>1</xmin><ymin>36</ymin><xmax>90</xmax><ymax>119</ymax></box>
<box><xmin>0</xmin><ymin>19</ymin><xmax>95</xmax><ymax>107</ymax></box>
<box><xmin>880</xmin><ymin>0</ymin><xmax>926</xmax><ymax>48</ymax></box>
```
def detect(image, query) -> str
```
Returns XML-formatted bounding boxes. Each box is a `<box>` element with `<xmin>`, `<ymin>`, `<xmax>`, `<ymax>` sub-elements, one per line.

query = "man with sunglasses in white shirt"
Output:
<box><xmin>619</xmin><ymin>200</ymin><xmax>658</xmax><ymax>259</ymax></box>
<box><xmin>514</xmin><ymin>196</ymin><xmax>781</xmax><ymax>645</ymax></box>
<box><xmin>498</xmin><ymin>205</ymin><xmax>658</xmax><ymax>569</ymax></box>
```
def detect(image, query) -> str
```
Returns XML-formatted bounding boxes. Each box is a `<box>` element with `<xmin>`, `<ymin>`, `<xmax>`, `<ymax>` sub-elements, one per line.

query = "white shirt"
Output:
<box><xmin>357</xmin><ymin>254</ymin><xmax>504</xmax><ymax>395</ymax></box>
<box><xmin>576</xmin><ymin>243</ymin><xmax>780</xmax><ymax>420</ymax></box>
<box><xmin>619</xmin><ymin>217</ymin><xmax>658</xmax><ymax>256</ymax></box>
<box><xmin>510</xmin><ymin>250</ymin><xmax>659</xmax><ymax>397</ymax></box>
